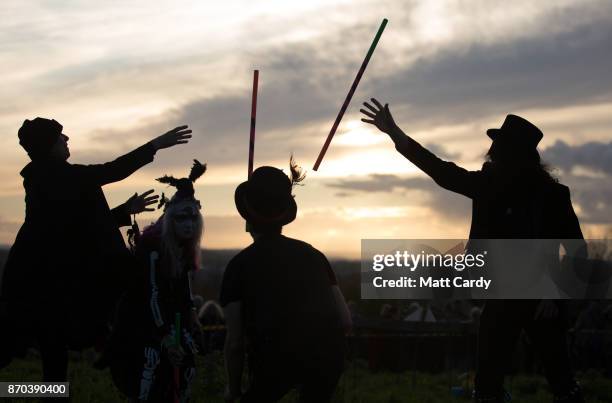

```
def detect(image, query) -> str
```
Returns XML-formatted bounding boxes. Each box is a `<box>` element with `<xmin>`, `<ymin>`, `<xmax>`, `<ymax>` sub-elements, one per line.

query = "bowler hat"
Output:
<box><xmin>487</xmin><ymin>114</ymin><xmax>543</xmax><ymax>148</ymax></box>
<box><xmin>234</xmin><ymin>166</ymin><xmax>297</xmax><ymax>227</ymax></box>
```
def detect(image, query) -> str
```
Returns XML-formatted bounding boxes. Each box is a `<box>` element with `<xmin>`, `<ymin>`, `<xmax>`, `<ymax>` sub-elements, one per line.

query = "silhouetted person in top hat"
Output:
<box><xmin>0</xmin><ymin>117</ymin><xmax>191</xmax><ymax>382</ymax></box>
<box><xmin>361</xmin><ymin>99</ymin><xmax>585</xmax><ymax>403</ymax></box>
<box><xmin>220</xmin><ymin>161</ymin><xmax>352</xmax><ymax>403</ymax></box>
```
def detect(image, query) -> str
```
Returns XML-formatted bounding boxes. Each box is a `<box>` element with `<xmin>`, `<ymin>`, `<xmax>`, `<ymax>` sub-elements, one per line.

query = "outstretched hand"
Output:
<box><xmin>360</xmin><ymin>98</ymin><xmax>397</xmax><ymax>134</ymax></box>
<box><xmin>124</xmin><ymin>189</ymin><xmax>159</xmax><ymax>215</ymax></box>
<box><xmin>150</xmin><ymin>125</ymin><xmax>192</xmax><ymax>151</ymax></box>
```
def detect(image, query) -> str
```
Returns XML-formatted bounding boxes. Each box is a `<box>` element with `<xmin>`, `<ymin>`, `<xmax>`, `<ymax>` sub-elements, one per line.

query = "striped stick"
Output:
<box><xmin>313</xmin><ymin>18</ymin><xmax>388</xmax><ymax>171</ymax></box>
<box><xmin>246</xmin><ymin>70</ymin><xmax>259</xmax><ymax>232</ymax></box>
<box><xmin>248</xmin><ymin>70</ymin><xmax>259</xmax><ymax>178</ymax></box>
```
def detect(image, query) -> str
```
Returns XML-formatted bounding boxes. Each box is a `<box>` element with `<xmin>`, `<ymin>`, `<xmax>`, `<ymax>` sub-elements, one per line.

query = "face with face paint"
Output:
<box><xmin>170</xmin><ymin>202</ymin><xmax>201</xmax><ymax>242</ymax></box>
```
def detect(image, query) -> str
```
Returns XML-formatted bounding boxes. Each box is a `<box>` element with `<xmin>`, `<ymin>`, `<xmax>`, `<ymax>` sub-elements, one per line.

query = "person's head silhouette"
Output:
<box><xmin>235</xmin><ymin>159</ymin><xmax>305</xmax><ymax>238</ymax></box>
<box><xmin>18</xmin><ymin>117</ymin><xmax>70</xmax><ymax>161</ymax></box>
<box><xmin>485</xmin><ymin>114</ymin><xmax>543</xmax><ymax>168</ymax></box>
<box><xmin>235</xmin><ymin>166</ymin><xmax>296</xmax><ymax>237</ymax></box>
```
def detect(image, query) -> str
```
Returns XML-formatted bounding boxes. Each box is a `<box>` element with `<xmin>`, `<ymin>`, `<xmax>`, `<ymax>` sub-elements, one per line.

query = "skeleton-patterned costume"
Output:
<box><xmin>108</xmin><ymin>160</ymin><xmax>205</xmax><ymax>402</ymax></box>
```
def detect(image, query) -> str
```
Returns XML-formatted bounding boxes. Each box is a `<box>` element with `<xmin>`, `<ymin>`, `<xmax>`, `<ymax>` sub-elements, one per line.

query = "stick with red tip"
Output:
<box><xmin>248</xmin><ymin>70</ymin><xmax>259</xmax><ymax>178</ymax></box>
<box><xmin>313</xmin><ymin>18</ymin><xmax>388</xmax><ymax>171</ymax></box>
<box><xmin>245</xmin><ymin>70</ymin><xmax>259</xmax><ymax>232</ymax></box>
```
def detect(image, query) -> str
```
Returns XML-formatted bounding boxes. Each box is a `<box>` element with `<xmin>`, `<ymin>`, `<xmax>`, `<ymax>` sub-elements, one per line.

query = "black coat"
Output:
<box><xmin>1</xmin><ymin>143</ymin><xmax>156</xmax><ymax>349</ymax></box>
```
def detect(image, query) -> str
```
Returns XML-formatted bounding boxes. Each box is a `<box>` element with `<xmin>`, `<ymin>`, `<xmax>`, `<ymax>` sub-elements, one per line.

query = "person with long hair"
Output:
<box><xmin>108</xmin><ymin>160</ymin><xmax>206</xmax><ymax>403</ymax></box>
<box><xmin>361</xmin><ymin>99</ymin><xmax>585</xmax><ymax>403</ymax></box>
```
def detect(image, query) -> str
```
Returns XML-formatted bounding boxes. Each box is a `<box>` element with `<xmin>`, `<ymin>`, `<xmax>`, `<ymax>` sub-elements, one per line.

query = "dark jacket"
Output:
<box><xmin>394</xmin><ymin>137</ymin><xmax>587</xmax><ymax>302</ymax></box>
<box><xmin>1</xmin><ymin>143</ymin><xmax>156</xmax><ymax>349</ymax></box>
<box><xmin>220</xmin><ymin>234</ymin><xmax>345</xmax><ymax>368</ymax></box>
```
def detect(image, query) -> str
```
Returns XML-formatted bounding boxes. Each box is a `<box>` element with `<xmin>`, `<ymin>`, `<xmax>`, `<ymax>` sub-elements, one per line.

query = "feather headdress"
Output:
<box><xmin>156</xmin><ymin>159</ymin><xmax>207</xmax><ymax>210</ymax></box>
<box><xmin>289</xmin><ymin>153</ymin><xmax>306</xmax><ymax>189</ymax></box>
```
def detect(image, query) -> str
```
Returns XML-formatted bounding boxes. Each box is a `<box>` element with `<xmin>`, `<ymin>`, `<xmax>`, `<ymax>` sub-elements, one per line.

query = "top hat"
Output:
<box><xmin>234</xmin><ymin>166</ymin><xmax>297</xmax><ymax>227</ymax></box>
<box><xmin>487</xmin><ymin>114</ymin><xmax>543</xmax><ymax>148</ymax></box>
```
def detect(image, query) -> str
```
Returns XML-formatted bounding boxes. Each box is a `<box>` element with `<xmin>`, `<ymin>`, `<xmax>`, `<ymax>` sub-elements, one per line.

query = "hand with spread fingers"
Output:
<box><xmin>360</xmin><ymin>98</ymin><xmax>398</xmax><ymax>135</ymax></box>
<box><xmin>150</xmin><ymin>125</ymin><xmax>192</xmax><ymax>151</ymax></box>
<box><xmin>124</xmin><ymin>189</ymin><xmax>159</xmax><ymax>215</ymax></box>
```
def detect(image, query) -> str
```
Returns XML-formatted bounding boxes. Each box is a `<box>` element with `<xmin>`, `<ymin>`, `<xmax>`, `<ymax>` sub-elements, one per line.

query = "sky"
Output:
<box><xmin>1</xmin><ymin>0</ymin><xmax>611</xmax><ymax>258</ymax></box>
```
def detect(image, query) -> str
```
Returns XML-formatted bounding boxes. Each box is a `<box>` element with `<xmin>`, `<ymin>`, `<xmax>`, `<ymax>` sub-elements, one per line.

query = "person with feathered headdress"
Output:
<box><xmin>108</xmin><ymin>160</ymin><xmax>206</xmax><ymax>403</ymax></box>
<box><xmin>220</xmin><ymin>156</ymin><xmax>352</xmax><ymax>403</ymax></box>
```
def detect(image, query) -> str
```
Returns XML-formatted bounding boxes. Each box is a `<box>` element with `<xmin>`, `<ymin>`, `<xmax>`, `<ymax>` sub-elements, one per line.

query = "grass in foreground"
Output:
<box><xmin>1</xmin><ymin>351</ymin><xmax>611</xmax><ymax>402</ymax></box>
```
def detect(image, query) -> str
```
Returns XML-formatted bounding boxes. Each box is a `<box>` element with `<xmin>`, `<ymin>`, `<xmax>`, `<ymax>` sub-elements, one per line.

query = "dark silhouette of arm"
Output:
<box><xmin>361</xmin><ymin>98</ymin><xmax>481</xmax><ymax>198</ymax></box>
<box><xmin>76</xmin><ymin>125</ymin><xmax>192</xmax><ymax>186</ymax></box>
<box><xmin>77</xmin><ymin>143</ymin><xmax>157</xmax><ymax>186</ymax></box>
<box><xmin>391</xmin><ymin>130</ymin><xmax>481</xmax><ymax>197</ymax></box>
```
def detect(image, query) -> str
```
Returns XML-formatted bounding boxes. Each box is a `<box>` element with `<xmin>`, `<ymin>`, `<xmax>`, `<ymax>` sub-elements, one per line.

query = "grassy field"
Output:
<box><xmin>1</xmin><ymin>351</ymin><xmax>612</xmax><ymax>402</ymax></box>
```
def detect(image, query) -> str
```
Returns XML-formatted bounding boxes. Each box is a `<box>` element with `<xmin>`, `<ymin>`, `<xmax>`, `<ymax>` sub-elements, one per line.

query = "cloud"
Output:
<box><xmin>562</xmin><ymin>175</ymin><xmax>612</xmax><ymax>224</ymax></box>
<box><xmin>89</xmin><ymin>7</ymin><xmax>612</xmax><ymax>170</ymax></box>
<box><xmin>542</xmin><ymin>140</ymin><xmax>612</xmax><ymax>223</ymax></box>
<box><xmin>10</xmin><ymin>1</ymin><xmax>608</xmax><ymax>179</ymax></box>
<box><xmin>543</xmin><ymin>140</ymin><xmax>612</xmax><ymax>176</ymax></box>
<box><xmin>328</xmin><ymin>173</ymin><xmax>471</xmax><ymax>221</ymax></box>
<box><xmin>328</xmin><ymin>139</ymin><xmax>612</xmax><ymax>225</ymax></box>
<box><xmin>2</xmin><ymin>0</ymin><xmax>612</xmax><ymax>253</ymax></box>
<box><xmin>374</xmin><ymin>16</ymin><xmax>612</xmax><ymax>130</ymax></box>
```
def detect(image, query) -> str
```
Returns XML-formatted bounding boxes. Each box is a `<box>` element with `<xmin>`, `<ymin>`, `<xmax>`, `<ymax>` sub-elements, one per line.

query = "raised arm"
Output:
<box><xmin>78</xmin><ymin>125</ymin><xmax>192</xmax><ymax>186</ymax></box>
<box><xmin>361</xmin><ymin>98</ymin><xmax>481</xmax><ymax>198</ymax></box>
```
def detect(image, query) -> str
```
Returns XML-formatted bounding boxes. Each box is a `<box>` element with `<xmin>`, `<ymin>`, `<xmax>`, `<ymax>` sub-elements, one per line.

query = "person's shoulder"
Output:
<box><xmin>225</xmin><ymin>246</ymin><xmax>253</xmax><ymax>272</ymax></box>
<box><xmin>58</xmin><ymin>162</ymin><xmax>95</xmax><ymax>184</ymax></box>
<box><xmin>537</xmin><ymin>182</ymin><xmax>573</xmax><ymax>210</ymax></box>
<box><xmin>69</xmin><ymin>163</ymin><xmax>91</xmax><ymax>176</ymax></box>
<box><xmin>282</xmin><ymin>235</ymin><xmax>314</xmax><ymax>250</ymax></box>
<box><xmin>545</xmin><ymin>182</ymin><xmax>571</xmax><ymax>197</ymax></box>
<box><xmin>284</xmin><ymin>236</ymin><xmax>329</xmax><ymax>260</ymax></box>
<box><xmin>553</xmin><ymin>182</ymin><xmax>570</xmax><ymax>193</ymax></box>
<box><xmin>478</xmin><ymin>162</ymin><xmax>496</xmax><ymax>178</ymax></box>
